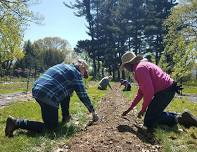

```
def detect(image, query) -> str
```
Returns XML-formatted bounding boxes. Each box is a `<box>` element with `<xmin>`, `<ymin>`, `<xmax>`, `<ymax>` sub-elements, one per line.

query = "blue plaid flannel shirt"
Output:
<box><xmin>32</xmin><ymin>63</ymin><xmax>94</xmax><ymax>112</ymax></box>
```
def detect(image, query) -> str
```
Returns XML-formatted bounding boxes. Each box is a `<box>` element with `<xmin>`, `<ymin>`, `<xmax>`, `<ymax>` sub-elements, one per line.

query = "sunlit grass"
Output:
<box><xmin>0</xmin><ymin>80</ymin><xmax>196</xmax><ymax>152</ymax></box>
<box><xmin>123</xmin><ymin>84</ymin><xmax>197</xmax><ymax>152</ymax></box>
<box><xmin>182</xmin><ymin>85</ymin><xmax>197</xmax><ymax>95</ymax></box>
<box><xmin>0</xmin><ymin>82</ymin><xmax>33</xmax><ymax>94</ymax></box>
<box><xmin>155</xmin><ymin>97</ymin><xmax>197</xmax><ymax>152</ymax></box>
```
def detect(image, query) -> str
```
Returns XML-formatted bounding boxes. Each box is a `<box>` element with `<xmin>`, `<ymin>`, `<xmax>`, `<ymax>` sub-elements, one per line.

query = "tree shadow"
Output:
<box><xmin>117</xmin><ymin>124</ymin><xmax>159</xmax><ymax>145</ymax></box>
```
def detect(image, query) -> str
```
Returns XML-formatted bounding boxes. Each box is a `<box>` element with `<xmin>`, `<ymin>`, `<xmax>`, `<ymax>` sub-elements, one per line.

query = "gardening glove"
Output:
<box><xmin>92</xmin><ymin>111</ymin><xmax>99</xmax><ymax>122</ymax></box>
<box><xmin>122</xmin><ymin>107</ymin><xmax>132</xmax><ymax>116</ymax></box>
<box><xmin>87</xmin><ymin>111</ymin><xmax>99</xmax><ymax>126</ymax></box>
<box><xmin>137</xmin><ymin>111</ymin><xmax>144</xmax><ymax>118</ymax></box>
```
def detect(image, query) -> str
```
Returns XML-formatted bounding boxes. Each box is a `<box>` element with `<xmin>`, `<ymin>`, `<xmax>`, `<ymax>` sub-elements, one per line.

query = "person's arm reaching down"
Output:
<box><xmin>73</xmin><ymin>79</ymin><xmax>95</xmax><ymax>113</ymax></box>
<box><xmin>122</xmin><ymin>88</ymin><xmax>143</xmax><ymax>116</ymax></box>
<box><xmin>130</xmin><ymin>88</ymin><xmax>143</xmax><ymax>109</ymax></box>
<box><xmin>135</xmin><ymin>66</ymin><xmax>154</xmax><ymax>114</ymax></box>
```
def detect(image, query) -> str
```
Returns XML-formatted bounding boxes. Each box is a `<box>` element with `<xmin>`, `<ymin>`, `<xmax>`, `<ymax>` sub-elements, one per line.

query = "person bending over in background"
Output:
<box><xmin>5</xmin><ymin>59</ymin><xmax>99</xmax><ymax>137</ymax></box>
<box><xmin>121</xmin><ymin>51</ymin><xmax>197</xmax><ymax>131</ymax></box>
<box><xmin>120</xmin><ymin>79</ymin><xmax>131</xmax><ymax>91</ymax></box>
<box><xmin>98</xmin><ymin>76</ymin><xmax>113</xmax><ymax>90</ymax></box>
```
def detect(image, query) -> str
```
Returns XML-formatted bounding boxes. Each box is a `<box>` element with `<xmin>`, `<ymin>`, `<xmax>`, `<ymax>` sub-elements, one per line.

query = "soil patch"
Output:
<box><xmin>57</xmin><ymin>85</ymin><xmax>161</xmax><ymax>152</ymax></box>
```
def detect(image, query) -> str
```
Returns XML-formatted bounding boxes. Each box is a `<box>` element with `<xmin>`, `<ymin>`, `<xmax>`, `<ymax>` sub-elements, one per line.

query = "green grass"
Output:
<box><xmin>0</xmin><ymin>82</ymin><xmax>33</xmax><ymax>94</ymax></box>
<box><xmin>0</xmin><ymin>77</ymin><xmax>38</xmax><ymax>94</ymax></box>
<box><xmin>183</xmin><ymin>80</ymin><xmax>197</xmax><ymax>87</ymax></box>
<box><xmin>0</xmin><ymin>83</ymin><xmax>106</xmax><ymax>152</ymax></box>
<box><xmin>155</xmin><ymin>97</ymin><xmax>197</xmax><ymax>152</ymax></box>
<box><xmin>123</xmin><ymin>85</ymin><xmax>197</xmax><ymax>152</ymax></box>
<box><xmin>182</xmin><ymin>85</ymin><xmax>197</xmax><ymax>95</ymax></box>
<box><xmin>0</xmin><ymin>81</ymin><xmax>196</xmax><ymax>152</ymax></box>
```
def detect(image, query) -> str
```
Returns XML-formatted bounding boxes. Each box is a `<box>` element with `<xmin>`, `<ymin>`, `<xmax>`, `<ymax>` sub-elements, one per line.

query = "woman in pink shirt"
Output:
<box><xmin>120</xmin><ymin>52</ymin><xmax>197</xmax><ymax>130</ymax></box>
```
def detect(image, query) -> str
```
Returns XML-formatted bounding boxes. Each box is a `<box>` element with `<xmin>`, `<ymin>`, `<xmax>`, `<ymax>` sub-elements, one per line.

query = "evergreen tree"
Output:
<box><xmin>66</xmin><ymin>0</ymin><xmax>177</xmax><ymax>78</ymax></box>
<box><xmin>143</xmin><ymin>0</ymin><xmax>177</xmax><ymax>64</ymax></box>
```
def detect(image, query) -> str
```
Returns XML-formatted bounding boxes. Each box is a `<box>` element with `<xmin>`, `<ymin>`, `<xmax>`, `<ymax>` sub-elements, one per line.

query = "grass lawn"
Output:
<box><xmin>182</xmin><ymin>85</ymin><xmax>197</xmax><ymax>95</ymax></box>
<box><xmin>0</xmin><ymin>81</ymin><xmax>196</xmax><ymax>152</ymax></box>
<box><xmin>0</xmin><ymin>82</ymin><xmax>33</xmax><ymax>94</ymax></box>
<box><xmin>154</xmin><ymin>97</ymin><xmax>197</xmax><ymax>152</ymax></box>
<box><xmin>0</xmin><ymin>77</ymin><xmax>35</xmax><ymax>94</ymax></box>
<box><xmin>123</xmin><ymin>85</ymin><xmax>197</xmax><ymax>152</ymax></box>
<box><xmin>0</xmin><ymin>83</ymin><xmax>106</xmax><ymax>152</ymax></box>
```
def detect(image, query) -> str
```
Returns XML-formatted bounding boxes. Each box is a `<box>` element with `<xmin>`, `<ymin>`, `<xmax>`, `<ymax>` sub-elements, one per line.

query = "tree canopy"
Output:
<box><xmin>161</xmin><ymin>0</ymin><xmax>197</xmax><ymax>82</ymax></box>
<box><xmin>65</xmin><ymin>0</ymin><xmax>177</xmax><ymax>79</ymax></box>
<box><xmin>0</xmin><ymin>0</ymin><xmax>41</xmax><ymax>67</ymax></box>
<box><xmin>16</xmin><ymin>37</ymin><xmax>71</xmax><ymax>69</ymax></box>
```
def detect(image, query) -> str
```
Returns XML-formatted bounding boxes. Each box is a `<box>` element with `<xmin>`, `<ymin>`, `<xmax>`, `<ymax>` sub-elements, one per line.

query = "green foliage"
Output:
<box><xmin>183</xmin><ymin>79</ymin><xmax>197</xmax><ymax>86</ymax></box>
<box><xmin>171</xmin><ymin>37</ymin><xmax>196</xmax><ymax>82</ymax></box>
<box><xmin>33</xmin><ymin>37</ymin><xmax>72</xmax><ymax>70</ymax></box>
<box><xmin>161</xmin><ymin>0</ymin><xmax>197</xmax><ymax>82</ymax></box>
<box><xmin>68</xmin><ymin>0</ymin><xmax>177</xmax><ymax>79</ymax></box>
<box><xmin>0</xmin><ymin>15</ymin><xmax>24</xmax><ymax>64</ymax></box>
<box><xmin>0</xmin><ymin>0</ymin><xmax>42</xmax><ymax>72</ymax></box>
<box><xmin>14</xmin><ymin>41</ymin><xmax>35</xmax><ymax>69</ymax></box>
<box><xmin>13</xmin><ymin>37</ymin><xmax>72</xmax><ymax>77</ymax></box>
<box><xmin>0</xmin><ymin>0</ymin><xmax>37</xmax><ymax>23</ymax></box>
<box><xmin>33</xmin><ymin>37</ymin><xmax>71</xmax><ymax>52</ymax></box>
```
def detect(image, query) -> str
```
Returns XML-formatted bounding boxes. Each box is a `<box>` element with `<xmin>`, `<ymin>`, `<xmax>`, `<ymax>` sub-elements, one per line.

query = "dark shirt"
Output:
<box><xmin>120</xmin><ymin>80</ymin><xmax>131</xmax><ymax>87</ymax></box>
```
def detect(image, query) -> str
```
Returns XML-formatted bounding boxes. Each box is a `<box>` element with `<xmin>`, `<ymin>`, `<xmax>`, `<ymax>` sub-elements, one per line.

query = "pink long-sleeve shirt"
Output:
<box><xmin>130</xmin><ymin>60</ymin><xmax>173</xmax><ymax>113</ymax></box>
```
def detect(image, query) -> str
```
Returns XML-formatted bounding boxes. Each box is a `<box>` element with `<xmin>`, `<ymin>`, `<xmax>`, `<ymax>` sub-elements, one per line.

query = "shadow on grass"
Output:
<box><xmin>15</xmin><ymin>122</ymin><xmax>81</xmax><ymax>140</ymax></box>
<box><xmin>117</xmin><ymin>124</ymin><xmax>182</xmax><ymax>145</ymax></box>
<box><xmin>157</xmin><ymin>124</ymin><xmax>181</xmax><ymax>133</ymax></box>
<box><xmin>117</xmin><ymin>124</ymin><xmax>160</xmax><ymax>145</ymax></box>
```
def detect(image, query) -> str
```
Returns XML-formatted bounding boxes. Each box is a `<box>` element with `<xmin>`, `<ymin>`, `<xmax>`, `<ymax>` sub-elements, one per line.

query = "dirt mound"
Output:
<box><xmin>57</xmin><ymin>86</ymin><xmax>161</xmax><ymax>152</ymax></box>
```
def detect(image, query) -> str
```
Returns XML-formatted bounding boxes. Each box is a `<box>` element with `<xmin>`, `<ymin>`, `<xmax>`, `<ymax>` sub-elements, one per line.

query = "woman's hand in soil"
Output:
<box><xmin>137</xmin><ymin>111</ymin><xmax>144</xmax><ymax>118</ymax></box>
<box><xmin>122</xmin><ymin>107</ymin><xmax>132</xmax><ymax>116</ymax></box>
<box><xmin>92</xmin><ymin>111</ymin><xmax>99</xmax><ymax>122</ymax></box>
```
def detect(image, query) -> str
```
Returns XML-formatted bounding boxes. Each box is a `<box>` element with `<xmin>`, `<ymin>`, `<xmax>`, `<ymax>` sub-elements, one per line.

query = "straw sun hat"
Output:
<box><xmin>120</xmin><ymin>51</ymin><xmax>143</xmax><ymax>70</ymax></box>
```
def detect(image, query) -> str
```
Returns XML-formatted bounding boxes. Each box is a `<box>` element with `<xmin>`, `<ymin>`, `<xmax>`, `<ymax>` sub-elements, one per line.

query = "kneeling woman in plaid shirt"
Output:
<box><xmin>5</xmin><ymin>59</ymin><xmax>99</xmax><ymax>137</ymax></box>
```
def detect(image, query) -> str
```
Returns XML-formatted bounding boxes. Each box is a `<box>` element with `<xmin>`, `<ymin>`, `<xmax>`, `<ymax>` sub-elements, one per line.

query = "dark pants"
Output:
<box><xmin>123</xmin><ymin>85</ymin><xmax>131</xmax><ymax>91</ymax></box>
<box><xmin>98</xmin><ymin>86</ymin><xmax>106</xmax><ymax>90</ymax></box>
<box><xmin>16</xmin><ymin>98</ymin><xmax>70</xmax><ymax>133</ymax></box>
<box><xmin>60</xmin><ymin>97</ymin><xmax>70</xmax><ymax>120</ymax></box>
<box><xmin>144</xmin><ymin>83</ymin><xmax>178</xmax><ymax>128</ymax></box>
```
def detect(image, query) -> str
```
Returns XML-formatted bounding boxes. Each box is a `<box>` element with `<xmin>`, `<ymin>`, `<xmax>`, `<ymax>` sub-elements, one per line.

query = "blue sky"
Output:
<box><xmin>24</xmin><ymin>0</ymin><xmax>90</xmax><ymax>48</ymax></box>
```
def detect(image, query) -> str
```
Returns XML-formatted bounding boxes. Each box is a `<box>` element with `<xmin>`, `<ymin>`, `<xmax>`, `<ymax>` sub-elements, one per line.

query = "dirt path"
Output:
<box><xmin>57</xmin><ymin>85</ymin><xmax>161</xmax><ymax>152</ymax></box>
<box><xmin>0</xmin><ymin>92</ymin><xmax>32</xmax><ymax>107</ymax></box>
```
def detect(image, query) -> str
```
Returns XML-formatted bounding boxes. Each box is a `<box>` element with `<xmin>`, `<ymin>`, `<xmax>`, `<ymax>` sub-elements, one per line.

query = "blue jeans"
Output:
<box><xmin>144</xmin><ymin>83</ymin><xmax>178</xmax><ymax>128</ymax></box>
<box><xmin>16</xmin><ymin>97</ymin><xmax>70</xmax><ymax>132</ymax></box>
<box><xmin>17</xmin><ymin>97</ymin><xmax>72</xmax><ymax>133</ymax></box>
<box><xmin>60</xmin><ymin>97</ymin><xmax>70</xmax><ymax>120</ymax></box>
<box><xmin>16</xmin><ymin>100</ymin><xmax>59</xmax><ymax>132</ymax></box>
